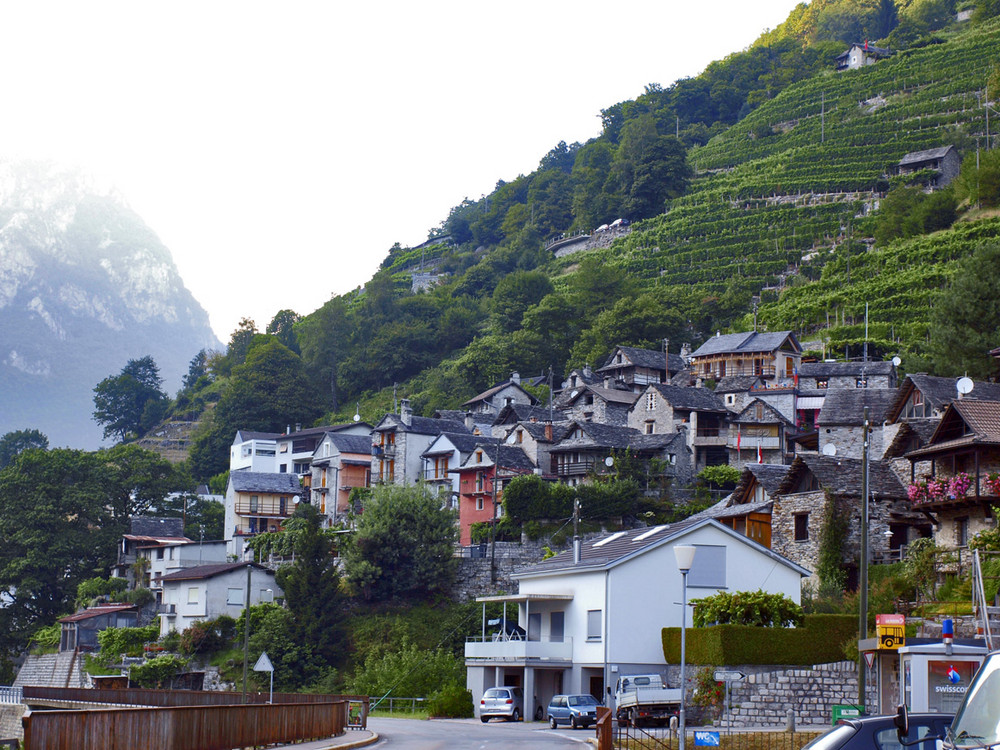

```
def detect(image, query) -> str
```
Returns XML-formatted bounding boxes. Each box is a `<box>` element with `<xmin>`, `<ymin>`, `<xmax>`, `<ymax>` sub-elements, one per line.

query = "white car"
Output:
<box><xmin>479</xmin><ymin>686</ymin><xmax>523</xmax><ymax>722</ymax></box>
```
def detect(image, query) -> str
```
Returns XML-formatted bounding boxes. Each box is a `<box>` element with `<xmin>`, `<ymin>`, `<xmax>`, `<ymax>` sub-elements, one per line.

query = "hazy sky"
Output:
<box><xmin>0</xmin><ymin>1</ymin><xmax>803</xmax><ymax>341</ymax></box>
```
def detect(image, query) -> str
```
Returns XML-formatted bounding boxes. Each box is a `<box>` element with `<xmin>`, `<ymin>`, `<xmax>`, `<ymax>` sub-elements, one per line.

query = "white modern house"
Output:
<box><xmin>464</xmin><ymin>518</ymin><xmax>809</xmax><ymax>722</ymax></box>
<box><xmin>158</xmin><ymin>562</ymin><xmax>282</xmax><ymax>636</ymax></box>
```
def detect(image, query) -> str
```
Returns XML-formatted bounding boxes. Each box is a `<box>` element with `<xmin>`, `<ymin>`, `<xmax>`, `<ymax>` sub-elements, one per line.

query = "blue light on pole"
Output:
<box><xmin>674</xmin><ymin>545</ymin><xmax>696</xmax><ymax>750</ymax></box>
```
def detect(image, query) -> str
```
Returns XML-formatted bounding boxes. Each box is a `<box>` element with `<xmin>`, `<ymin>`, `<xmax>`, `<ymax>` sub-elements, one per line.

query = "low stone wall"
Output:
<box><xmin>0</xmin><ymin>704</ymin><xmax>25</xmax><ymax>742</ymax></box>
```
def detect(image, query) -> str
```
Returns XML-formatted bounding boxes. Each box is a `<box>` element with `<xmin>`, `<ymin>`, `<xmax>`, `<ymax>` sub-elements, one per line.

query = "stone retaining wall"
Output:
<box><xmin>0</xmin><ymin>705</ymin><xmax>24</xmax><ymax>742</ymax></box>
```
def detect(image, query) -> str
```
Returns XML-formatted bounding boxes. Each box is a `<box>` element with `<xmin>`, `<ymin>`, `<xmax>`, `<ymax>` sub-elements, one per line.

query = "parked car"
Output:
<box><xmin>800</xmin><ymin>713</ymin><xmax>953</xmax><ymax>750</ymax></box>
<box><xmin>479</xmin><ymin>686</ymin><xmax>523</xmax><ymax>723</ymax></box>
<box><xmin>547</xmin><ymin>694</ymin><xmax>600</xmax><ymax>729</ymax></box>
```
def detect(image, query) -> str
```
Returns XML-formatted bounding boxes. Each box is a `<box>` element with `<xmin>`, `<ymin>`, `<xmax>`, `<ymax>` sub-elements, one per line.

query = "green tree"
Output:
<box><xmin>156</xmin><ymin>492</ymin><xmax>225</xmax><ymax>539</ymax></box>
<box><xmin>927</xmin><ymin>241</ymin><xmax>1000</xmax><ymax>379</ymax></box>
<box><xmin>266</xmin><ymin>309</ymin><xmax>302</xmax><ymax>354</ymax></box>
<box><xmin>182</xmin><ymin>349</ymin><xmax>212</xmax><ymax>390</ymax></box>
<box><xmin>341</xmin><ymin>484</ymin><xmax>457</xmax><ymax>602</ymax></box>
<box><xmin>490</xmin><ymin>271</ymin><xmax>554</xmax><ymax>334</ymax></box>
<box><xmin>92</xmin><ymin>356</ymin><xmax>168</xmax><ymax>442</ymax></box>
<box><xmin>0</xmin><ymin>429</ymin><xmax>48</xmax><ymax>469</ymax></box>
<box><xmin>347</xmin><ymin>639</ymin><xmax>465</xmax><ymax>699</ymax></box>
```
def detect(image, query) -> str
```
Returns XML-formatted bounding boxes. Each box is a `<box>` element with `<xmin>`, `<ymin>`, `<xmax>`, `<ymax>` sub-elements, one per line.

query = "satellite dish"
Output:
<box><xmin>293</xmin><ymin>497</ymin><xmax>300</xmax><ymax>504</ymax></box>
<box><xmin>506</xmin><ymin>434</ymin><xmax>516</xmax><ymax>444</ymax></box>
<box><xmin>892</xmin><ymin>356</ymin><xmax>901</xmax><ymax>367</ymax></box>
<box><xmin>957</xmin><ymin>377</ymin><xmax>974</xmax><ymax>395</ymax></box>
<box><xmin>353</xmin><ymin>413</ymin><xmax>361</xmax><ymax>422</ymax></box>
<box><xmin>604</xmin><ymin>456</ymin><xmax>614</xmax><ymax>467</ymax></box>
<box><xmin>353</xmin><ymin>402</ymin><xmax>361</xmax><ymax>422</ymax></box>
<box><xmin>822</xmin><ymin>443</ymin><xmax>837</xmax><ymax>457</ymax></box>
<box><xmin>570</xmin><ymin>390</ymin><xmax>579</xmax><ymax>399</ymax></box>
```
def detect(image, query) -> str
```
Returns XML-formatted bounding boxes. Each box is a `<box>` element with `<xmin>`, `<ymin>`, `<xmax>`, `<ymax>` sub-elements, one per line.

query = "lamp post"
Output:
<box><xmin>674</xmin><ymin>545</ymin><xmax>696</xmax><ymax>750</ymax></box>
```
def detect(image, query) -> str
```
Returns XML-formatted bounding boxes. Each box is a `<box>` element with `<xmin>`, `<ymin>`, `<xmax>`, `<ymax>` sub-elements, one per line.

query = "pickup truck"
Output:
<box><xmin>614</xmin><ymin>673</ymin><xmax>682</xmax><ymax>727</ymax></box>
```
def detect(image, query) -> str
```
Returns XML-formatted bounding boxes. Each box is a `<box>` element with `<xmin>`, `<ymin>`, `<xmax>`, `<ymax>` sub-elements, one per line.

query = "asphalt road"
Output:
<box><xmin>366</xmin><ymin>716</ymin><xmax>594</xmax><ymax>749</ymax></box>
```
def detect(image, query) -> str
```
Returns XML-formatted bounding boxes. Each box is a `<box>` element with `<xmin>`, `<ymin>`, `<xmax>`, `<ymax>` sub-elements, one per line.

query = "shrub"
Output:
<box><xmin>427</xmin><ymin>684</ymin><xmax>474</xmax><ymax>718</ymax></box>
<box><xmin>118</xmin><ymin>588</ymin><xmax>155</xmax><ymax>607</ymax></box>
<box><xmin>97</xmin><ymin>625</ymin><xmax>160</xmax><ymax>659</ymax></box>
<box><xmin>28</xmin><ymin>623</ymin><xmax>61</xmax><ymax>654</ymax></box>
<box><xmin>180</xmin><ymin>616</ymin><xmax>237</xmax><ymax>655</ymax></box>
<box><xmin>129</xmin><ymin>654</ymin><xmax>189</xmax><ymax>688</ymax></box>
<box><xmin>691</xmin><ymin>666</ymin><xmax>725</xmax><ymax>719</ymax></box>
<box><xmin>691</xmin><ymin>590</ymin><xmax>804</xmax><ymax>628</ymax></box>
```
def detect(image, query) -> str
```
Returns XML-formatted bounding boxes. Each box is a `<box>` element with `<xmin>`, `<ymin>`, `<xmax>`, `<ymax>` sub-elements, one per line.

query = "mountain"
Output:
<box><xmin>0</xmin><ymin>160</ymin><xmax>219</xmax><ymax>449</ymax></box>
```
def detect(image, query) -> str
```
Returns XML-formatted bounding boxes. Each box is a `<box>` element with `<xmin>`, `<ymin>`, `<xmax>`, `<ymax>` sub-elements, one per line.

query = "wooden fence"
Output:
<box><xmin>23</xmin><ymin>701</ymin><xmax>345</xmax><ymax>750</ymax></box>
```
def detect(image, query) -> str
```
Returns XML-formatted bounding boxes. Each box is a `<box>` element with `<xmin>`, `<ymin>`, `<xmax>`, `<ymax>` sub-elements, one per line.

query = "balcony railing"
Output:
<box><xmin>555</xmin><ymin>461</ymin><xmax>596</xmax><ymax>477</ymax></box>
<box><xmin>422</xmin><ymin>470</ymin><xmax>451</xmax><ymax>482</ymax></box>
<box><xmin>728</xmin><ymin>436</ymin><xmax>781</xmax><ymax>449</ymax></box>
<box><xmin>464</xmin><ymin>635</ymin><xmax>573</xmax><ymax>662</ymax></box>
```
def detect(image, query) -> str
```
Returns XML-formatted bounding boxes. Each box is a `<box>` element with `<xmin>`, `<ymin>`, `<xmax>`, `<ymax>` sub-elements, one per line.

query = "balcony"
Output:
<box><xmin>422</xmin><ymin>470</ymin><xmax>452</xmax><ymax>482</ymax></box>
<box><xmin>555</xmin><ymin>460</ymin><xmax>596</xmax><ymax>477</ymax></box>
<box><xmin>728</xmin><ymin>435</ymin><xmax>781</xmax><ymax>450</ymax></box>
<box><xmin>693</xmin><ymin>427</ymin><xmax>728</xmax><ymax>447</ymax></box>
<box><xmin>465</xmin><ymin>635</ymin><xmax>573</xmax><ymax>663</ymax></box>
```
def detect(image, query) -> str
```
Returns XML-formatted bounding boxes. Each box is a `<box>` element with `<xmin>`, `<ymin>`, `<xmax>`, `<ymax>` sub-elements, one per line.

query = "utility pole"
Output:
<box><xmin>242</xmin><ymin>561</ymin><xmax>252</xmax><ymax>704</ymax></box>
<box><xmin>858</xmin><ymin>406</ymin><xmax>871</xmax><ymax>708</ymax></box>
<box><xmin>490</xmin><ymin>438</ymin><xmax>502</xmax><ymax>583</ymax></box>
<box><xmin>821</xmin><ymin>92</ymin><xmax>825</xmax><ymax>144</ymax></box>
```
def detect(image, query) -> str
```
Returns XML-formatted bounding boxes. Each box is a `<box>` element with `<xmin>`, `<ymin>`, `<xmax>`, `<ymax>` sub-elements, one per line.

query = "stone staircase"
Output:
<box><xmin>13</xmin><ymin>651</ymin><xmax>88</xmax><ymax>688</ymax></box>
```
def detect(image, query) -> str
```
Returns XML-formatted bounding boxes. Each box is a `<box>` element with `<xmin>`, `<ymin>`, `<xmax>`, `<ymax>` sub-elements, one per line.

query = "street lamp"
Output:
<box><xmin>674</xmin><ymin>545</ymin><xmax>697</xmax><ymax>750</ymax></box>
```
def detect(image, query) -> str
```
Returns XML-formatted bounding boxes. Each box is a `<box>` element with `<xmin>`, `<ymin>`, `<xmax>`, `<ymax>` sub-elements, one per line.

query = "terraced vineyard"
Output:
<box><xmin>584</xmin><ymin>19</ymin><xmax>1000</xmax><ymax>358</ymax></box>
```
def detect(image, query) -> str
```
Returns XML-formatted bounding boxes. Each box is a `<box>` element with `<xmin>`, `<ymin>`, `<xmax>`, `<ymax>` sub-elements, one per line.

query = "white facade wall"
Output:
<box><xmin>230</xmin><ymin>439</ymin><xmax>277</xmax><ymax>473</ymax></box>
<box><xmin>159</xmin><ymin>567</ymin><xmax>280</xmax><ymax>636</ymax></box>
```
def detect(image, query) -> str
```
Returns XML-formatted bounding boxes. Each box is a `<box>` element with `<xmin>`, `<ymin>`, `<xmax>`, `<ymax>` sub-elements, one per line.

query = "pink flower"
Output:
<box><xmin>907</xmin><ymin>483</ymin><xmax>927</xmax><ymax>503</ymax></box>
<box><xmin>949</xmin><ymin>473</ymin><xmax>972</xmax><ymax>499</ymax></box>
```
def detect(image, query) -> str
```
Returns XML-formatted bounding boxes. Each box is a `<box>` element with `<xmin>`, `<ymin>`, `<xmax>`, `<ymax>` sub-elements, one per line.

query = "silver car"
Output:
<box><xmin>479</xmin><ymin>686</ymin><xmax>523</xmax><ymax>722</ymax></box>
<box><xmin>547</xmin><ymin>694</ymin><xmax>600</xmax><ymax>729</ymax></box>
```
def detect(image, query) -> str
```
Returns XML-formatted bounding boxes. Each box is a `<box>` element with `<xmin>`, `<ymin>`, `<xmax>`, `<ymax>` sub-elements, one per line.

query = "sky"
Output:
<box><xmin>0</xmin><ymin>1</ymin><xmax>804</xmax><ymax>341</ymax></box>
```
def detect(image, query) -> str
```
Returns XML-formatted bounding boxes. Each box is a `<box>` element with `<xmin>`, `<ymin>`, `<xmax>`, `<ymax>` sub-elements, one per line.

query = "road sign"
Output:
<box><xmin>713</xmin><ymin>670</ymin><xmax>746</xmax><ymax>682</ymax></box>
<box><xmin>863</xmin><ymin>651</ymin><xmax>876</xmax><ymax>670</ymax></box>
<box><xmin>695</xmin><ymin>731</ymin><xmax>721</xmax><ymax>746</ymax></box>
<box><xmin>253</xmin><ymin>652</ymin><xmax>274</xmax><ymax>672</ymax></box>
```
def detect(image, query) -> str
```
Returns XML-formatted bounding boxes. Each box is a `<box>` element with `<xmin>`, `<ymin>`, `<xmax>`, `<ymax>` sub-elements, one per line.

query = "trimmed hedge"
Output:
<box><xmin>662</xmin><ymin>614</ymin><xmax>856</xmax><ymax>665</ymax></box>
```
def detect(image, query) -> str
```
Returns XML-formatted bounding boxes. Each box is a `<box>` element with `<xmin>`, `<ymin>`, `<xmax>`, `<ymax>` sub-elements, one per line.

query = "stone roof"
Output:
<box><xmin>377</xmin><ymin>413</ymin><xmax>470</xmax><ymax>436</ymax></box>
<box><xmin>888</xmin><ymin>374</ymin><xmax>1000</xmax><ymax>422</ymax></box>
<box><xmin>229</xmin><ymin>472</ymin><xmax>302</xmax><ymax>495</ymax></box>
<box><xmin>650</xmin><ymin>384</ymin><xmax>728</xmax><ymax>412</ymax></box>
<box><xmin>733</xmin><ymin>398</ymin><xmax>793</xmax><ymax>426</ymax></box>
<box><xmin>689</xmin><ymin>331</ymin><xmax>799</xmax><ymax>359</ymax></box>
<box><xmin>714</xmin><ymin>376</ymin><xmax>762</xmax><ymax>394</ymax></box>
<box><xmin>597</xmin><ymin>346</ymin><xmax>686</xmax><ymax>375</ymax></box>
<box><xmin>160</xmin><ymin>562</ymin><xmax>273</xmax><ymax>583</ymax></box>
<box><xmin>906</xmin><ymin>400</ymin><xmax>1000</xmax><ymax>458</ymax></box>
<box><xmin>59</xmin><ymin>604</ymin><xmax>138</xmax><ymax>623</ymax></box>
<box><xmin>566</xmin><ymin>384</ymin><xmax>640</xmax><ymax>407</ymax></box>
<box><xmin>462</xmin><ymin>379</ymin><xmax>537</xmax><ymax>408</ymax></box>
<box><xmin>324</xmin><ymin>434</ymin><xmax>373</xmax><ymax>455</ymax></box>
<box><xmin>129</xmin><ymin>516</ymin><xmax>185</xmax><ymax>538</ymax></box>
<box><xmin>422</xmin><ymin>432</ymin><xmax>486</xmax><ymax>457</ymax></box>
<box><xmin>470</xmin><ymin>443</ymin><xmax>537</xmax><ymax>473</ymax></box>
<box><xmin>798</xmin><ymin>361</ymin><xmax>895</xmax><ymax>378</ymax></box>
<box><xmin>816</xmin><ymin>388</ymin><xmax>899</xmax><ymax>426</ymax></box>
<box><xmin>898</xmin><ymin>145</ymin><xmax>956</xmax><ymax>167</ymax></box>
<box><xmin>493</xmin><ymin>403</ymin><xmax>563</xmax><ymax>426</ymax></box>
<box><xmin>506</xmin><ymin>420</ymin><xmax>572</xmax><ymax>443</ymax></box>
<box><xmin>776</xmin><ymin>455</ymin><xmax>906</xmax><ymax>498</ymax></box>
<box><xmin>884</xmin><ymin>420</ymin><xmax>940</xmax><ymax>458</ymax></box>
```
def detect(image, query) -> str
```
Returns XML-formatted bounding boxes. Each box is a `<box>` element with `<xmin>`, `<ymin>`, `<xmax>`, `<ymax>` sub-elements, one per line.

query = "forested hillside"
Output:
<box><xmin>179</xmin><ymin>1</ymin><xmax>1000</xmax><ymax>480</ymax></box>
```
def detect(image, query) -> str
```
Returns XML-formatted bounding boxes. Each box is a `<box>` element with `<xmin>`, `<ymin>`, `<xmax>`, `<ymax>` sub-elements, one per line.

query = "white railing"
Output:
<box><xmin>0</xmin><ymin>686</ymin><xmax>22</xmax><ymax>704</ymax></box>
<box><xmin>464</xmin><ymin>636</ymin><xmax>573</xmax><ymax>662</ymax></box>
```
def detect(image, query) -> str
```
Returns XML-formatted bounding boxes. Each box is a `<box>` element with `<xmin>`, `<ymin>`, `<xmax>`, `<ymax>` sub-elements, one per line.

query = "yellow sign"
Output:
<box><xmin>876</xmin><ymin>613</ymin><xmax>906</xmax><ymax>649</ymax></box>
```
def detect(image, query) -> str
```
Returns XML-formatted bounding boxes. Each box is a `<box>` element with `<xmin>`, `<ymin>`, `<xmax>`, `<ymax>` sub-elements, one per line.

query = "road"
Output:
<box><xmin>366</xmin><ymin>716</ymin><xmax>594</xmax><ymax>749</ymax></box>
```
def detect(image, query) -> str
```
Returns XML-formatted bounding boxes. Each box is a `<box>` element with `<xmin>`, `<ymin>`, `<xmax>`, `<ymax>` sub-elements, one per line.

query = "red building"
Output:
<box><xmin>454</xmin><ymin>443</ymin><xmax>535</xmax><ymax>546</ymax></box>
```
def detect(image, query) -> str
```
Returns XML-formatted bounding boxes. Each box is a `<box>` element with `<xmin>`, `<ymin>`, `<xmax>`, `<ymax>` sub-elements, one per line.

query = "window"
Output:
<box><xmin>187</xmin><ymin>587</ymin><xmax>199</xmax><ymax>604</ymax></box>
<box><xmin>645</xmin><ymin>421</ymin><xmax>654</xmax><ymax>435</ymax></box>
<box><xmin>646</xmin><ymin>392</ymin><xmax>656</xmax><ymax>411</ymax></box>
<box><xmin>856</xmin><ymin>378</ymin><xmax>868</xmax><ymax>389</ymax></box>
<box><xmin>687</xmin><ymin>545</ymin><xmax>727</xmax><ymax>588</ymax></box>
<box><xmin>156</xmin><ymin>548</ymin><xmax>164</xmax><ymax>560</ymax></box>
<box><xmin>476</xmin><ymin>471</ymin><xmax>485</xmax><ymax>492</ymax></box>
<box><xmin>817</xmin><ymin>379</ymin><xmax>828</xmax><ymax>389</ymax></box>
<box><xmin>280</xmin><ymin>444</ymin><xmax>288</xmax><ymax>453</ymax></box>
<box><xmin>279</xmin><ymin>464</ymin><xmax>287</xmax><ymax>473</ymax></box>
<box><xmin>668</xmin><ymin>454</ymin><xmax>676</xmax><ymax>465</ymax></box>
<box><xmin>587</xmin><ymin>610</ymin><xmax>602</xmax><ymax>641</ymax></box>
<box><xmin>250</xmin><ymin>495</ymin><xmax>259</xmax><ymax>513</ymax></box>
<box><xmin>279</xmin><ymin>497</ymin><xmax>287</xmax><ymax>516</ymax></box>
<box><xmin>227</xmin><ymin>588</ymin><xmax>243</xmax><ymax>605</ymax></box>
<box><xmin>476</xmin><ymin>497</ymin><xmax>484</xmax><ymax>511</ymax></box>
<box><xmin>551</xmin><ymin>611</ymin><xmax>564</xmax><ymax>642</ymax></box>
<box><xmin>794</xmin><ymin>514</ymin><xmax>809</xmax><ymax>541</ymax></box>
<box><xmin>726</xmin><ymin>394</ymin><xmax>735</xmax><ymax>405</ymax></box>
<box><xmin>476</xmin><ymin>450</ymin><xmax>483</xmax><ymax>463</ymax></box>
<box><xmin>957</xmin><ymin>517</ymin><xmax>969</xmax><ymax>547</ymax></box>
<box><xmin>516</xmin><ymin>430</ymin><xmax>523</xmax><ymax>444</ymax></box>
<box><xmin>755</xmin><ymin>403</ymin><xmax>764</xmax><ymax>420</ymax></box>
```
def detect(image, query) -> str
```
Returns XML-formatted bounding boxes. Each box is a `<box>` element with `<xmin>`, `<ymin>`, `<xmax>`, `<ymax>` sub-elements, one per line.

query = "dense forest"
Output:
<box><xmin>147</xmin><ymin>0</ymin><xmax>1000</xmax><ymax>482</ymax></box>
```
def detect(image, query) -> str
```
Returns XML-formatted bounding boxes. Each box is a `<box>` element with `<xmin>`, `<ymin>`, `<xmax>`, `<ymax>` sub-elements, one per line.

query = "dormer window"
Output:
<box><xmin>476</xmin><ymin>450</ymin><xmax>483</xmax><ymax>463</ymax></box>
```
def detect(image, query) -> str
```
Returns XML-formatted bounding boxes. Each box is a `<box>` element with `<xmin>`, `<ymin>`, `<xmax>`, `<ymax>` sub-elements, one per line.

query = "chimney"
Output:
<box><xmin>583</xmin><ymin>364</ymin><xmax>592</xmax><ymax>379</ymax></box>
<box><xmin>465</xmin><ymin>411</ymin><xmax>475</xmax><ymax>431</ymax></box>
<box><xmin>664</xmin><ymin>338</ymin><xmax>670</xmax><ymax>378</ymax></box>
<box><xmin>400</xmin><ymin>398</ymin><xmax>413</xmax><ymax>427</ymax></box>
<box><xmin>511</xmin><ymin>371</ymin><xmax>520</xmax><ymax>385</ymax></box>
<box><xmin>681</xmin><ymin>342</ymin><xmax>692</xmax><ymax>361</ymax></box>
<box><xmin>574</xmin><ymin>537</ymin><xmax>582</xmax><ymax>564</ymax></box>
<box><xmin>295</xmin><ymin>422</ymin><xmax>302</xmax><ymax>433</ymax></box>
<box><xmin>544</xmin><ymin>421</ymin><xmax>553</xmax><ymax>442</ymax></box>
<box><xmin>604</xmin><ymin>376</ymin><xmax>612</xmax><ymax>389</ymax></box>
<box><xmin>716</xmin><ymin>331</ymin><xmax>721</xmax><ymax>338</ymax></box>
<box><xmin>286</xmin><ymin>424</ymin><xmax>291</xmax><ymax>435</ymax></box>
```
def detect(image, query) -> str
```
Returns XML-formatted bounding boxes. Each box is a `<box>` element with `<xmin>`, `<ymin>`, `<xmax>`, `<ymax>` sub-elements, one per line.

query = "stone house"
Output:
<box><xmin>835</xmin><ymin>42</ymin><xmax>892</xmax><ymax>71</ymax></box>
<box><xmin>556</xmin><ymin>366</ymin><xmax>599</xmax><ymax>404</ymax></box>
<box><xmin>901</xmin><ymin>399</ymin><xmax>1000</xmax><ymax>550</ymax></box>
<box><xmin>627</xmin><ymin>384</ymin><xmax>729</xmax><ymax>472</ymax></box>
<box><xmin>462</xmin><ymin>373</ymin><xmax>538</xmax><ymax>419</ymax></box>
<box><xmin>595</xmin><ymin>345</ymin><xmax>687</xmax><ymax>393</ymax></box>
<box><xmin>159</xmin><ymin>562</ymin><xmax>282</xmax><ymax>637</ymax></box>
<box><xmin>816</xmin><ymin>388</ymin><xmax>899</xmax><ymax>460</ymax></box>
<box><xmin>491</xmin><ymin>403</ymin><xmax>564</xmax><ymax>437</ymax></box>
<box><xmin>561</xmin><ymin>383</ymin><xmax>639</xmax><ymax>426</ymax></box>
<box><xmin>698</xmin><ymin>463</ymin><xmax>793</xmax><ymax>548</ymax></box>
<box><xmin>500</xmin><ymin>419</ymin><xmax>568</xmax><ymax>477</ymax></box>
<box><xmin>224</xmin><ymin>471</ymin><xmax>302</xmax><ymax>558</ymax></box>
<box><xmin>771</xmin><ymin>455</ymin><xmax>927</xmax><ymax>587</ymax></box>
<box><xmin>688</xmin><ymin>330</ymin><xmax>801</xmax><ymax>382</ymax></box>
<box><xmin>371</xmin><ymin>399</ymin><xmax>469</xmax><ymax>485</ymax></box>
<box><xmin>895</xmin><ymin>145</ymin><xmax>961</xmax><ymax>189</ymax></box>
<box><xmin>420</xmin><ymin>432</ymin><xmax>487</xmax><ymax>508</ymax></box>
<box><xmin>887</xmin><ymin>374</ymin><xmax>1000</xmax><ymax>424</ymax></box>
<box><xmin>453</xmin><ymin>443</ymin><xmax>536</xmax><ymax>546</ymax></box>
<box><xmin>464</xmin><ymin>518</ymin><xmax>808</xmax><ymax>724</ymax></box>
<box><xmin>309</xmin><ymin>431</ymin><xmax>373</xmax><ymax>524</ymax></box>
<box><xmin>714</xmin><ymin>375</ymin><xmax>764</xmax><ymax>413</ymax></box>
<box><xmin>728</xmin><ymin>398</ymin><xmax>794</xmax><ymax>465</ymax></box>
<box><xmin>798</xmin><ymin>360</ymin><xmax>897</xmax><ymax>391</ymax></box>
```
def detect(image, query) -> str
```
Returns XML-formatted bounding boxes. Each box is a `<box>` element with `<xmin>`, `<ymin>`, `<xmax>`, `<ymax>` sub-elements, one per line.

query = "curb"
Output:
<box><xmin>310</xmin><ymin>731</ymin><xmax>380</xmax><ymax>750</ymax></box>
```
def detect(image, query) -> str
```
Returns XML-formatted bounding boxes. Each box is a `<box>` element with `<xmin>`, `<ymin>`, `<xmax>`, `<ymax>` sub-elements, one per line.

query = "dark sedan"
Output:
<box><xmin>801</xmin><ymin>713</ymin><xmax>953</xmax><ymax>750</ymax></box>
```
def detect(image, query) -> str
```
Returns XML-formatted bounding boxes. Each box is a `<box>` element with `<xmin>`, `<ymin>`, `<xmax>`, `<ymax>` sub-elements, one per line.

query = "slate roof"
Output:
<box><xmin>733</xmin><ymin>399</ymin><xmax>793</xmax><ymax>426</ymax></box>
<box><xmin>515</xmin><ymin>517</ymin><xmax>809</xmax><ymax>577</ymax></box>
<box><xmin>898</xmin><ymin>145</ymin><xmax>956</xmax><ymax>167</ymax></box>
<box><xmin>233</xmin><ymin>430</ymin><xmax>281</xmax><ymax>443</ymax></box>
<box><xmin>798</xmin><ymin>361</ymin><xmax>895</xmax><ymax>378</ymax></box>
<box><xmin>130</xmin><ymin>516</ymin><xmax>185</xmax><ymax>538</ymax></box>
<box><xmin>422</xmin><ymin>432</ymin><xmax>486</xmax><ymax>457</ymax></box>
<box><xmin>816</xmin><ymin>388</ymin><xmax>899</xmax><ymax>426</ymax></box>
<box><xmin>325</xmin><ymin>434</ymin><xmax>374</xmax><ymax>455</ymax></box>
<box><xmin>776</xmin><ymin>455</ymin><xmax>907</xmax><ymax>498</ymax></box>
<box><xmin>742</xmin><ymin>463</ymin><xmax>793</xmax><ymax>497</ymax></box>
<box><xmin>376</xmin><ymin>413</ymin><xmax>470</xmax><ymax>435</ymax></box>
<box><xmin>433</xmin><ymin>409</ymin><xmax>468</xmax><ymax>422</ymax></box>
<box><xmin>462</xmin><ymin>380</ymin><xmax>537</xmax><ymax>407</ymax></box>
<box><xmin>59</xmin><ymin>604</ymin><xmax>138</xmax><ymax>623</ymax></box>
<box><xmin>689</xmin><ymin>331</ymin><xmax>800</xmax><ymax>359</ymax></box>
<box><xmin>550</xmin><ymin>422</ymin><xmax>677</xmax><ymax>453</ymax></box>
<box><xmin>888</xmin><ymin>375</ymin><xmax>1000</xmax><ymax>422</ymax></box>
<box><xmin>650</xmin><ymin>384</ymin><xmax>728</xmax><ymax>412</ymax></box>
<box><xmin>597</xmin><ymin>346</ymin><xmax>686</xmax><ymax>375</ymax></box>
<box><xmin>906</xmin><ymin>400</ymin><xmax>1000</xmax><ymax>458</ymax></box>
<box><xmin>506</xmin><ymin>420</ymin><xmax>572</xmax><ymax>443</ymax></box>
<box><xmin>884</xmin><ymin>420</ymin><xmax>940</xmax><ymax>458</ymax></box>
<box><xmin>493</xmin><ymin>403</ymin><xmax>563</xmax><ymax>426</ymax></box>
<box><xmin>464</xmin><ymin>443</ymin><xmax>536</xmax><ymax>472</ymax></box>
<box><xmin>229</xmin><ymin>472</ymin><xmax>302</xmax><ymax>495</ymax></box>
<box><xmin>714</xmin><ymin>376</ymin><xmax>762</xmax><ymax>394</ymax></box>
<box><xmin>572</xmin><ymin>385</ymin><xmax>640</xmax><ymax>406</ymax></box>
<box><xmin>160</xmin><ymin>562</ymin><xmax>273</xmax><ymax>582</ymax></box>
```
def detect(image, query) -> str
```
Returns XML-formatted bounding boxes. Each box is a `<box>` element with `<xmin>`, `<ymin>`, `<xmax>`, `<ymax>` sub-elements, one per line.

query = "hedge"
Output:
<box><xmin>662</xmin><ymin>614</ymin><xmax>857</xmax><ymax>665</ymax></box>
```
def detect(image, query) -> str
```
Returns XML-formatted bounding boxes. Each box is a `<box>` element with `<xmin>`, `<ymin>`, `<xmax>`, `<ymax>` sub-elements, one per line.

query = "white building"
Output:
<box><xmin>158</xmin><ymin>562</ymin><xmax>281</xmax><ymax>636</ymax></box>
<box><xmin>464</xmin><ymin>518</ymin><xmax>809</xmax><ymax>722</ymax></box>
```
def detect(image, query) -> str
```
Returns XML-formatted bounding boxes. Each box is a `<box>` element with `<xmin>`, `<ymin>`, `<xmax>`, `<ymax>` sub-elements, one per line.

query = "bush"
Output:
<box><xmin>691</xmin><ymin>590</ymin><xmax>804</xmax><ymax>628</ymax></box>
<box><xmin>118</xmin><ymin>588</ymin><xmax>155</xmax><ymax>607</ymax></box>
<box><xmin>129</xmin><ymin>654</ymin><xmax>189</xmax><ymax>688</ymax></box>
<box><xmin>28</xmin><ymin>623</ymin><xmax>61</xmax><ymax>654</ymax></box>
<box><xmin>427</xmin><ymin>684</ymin><xmax>475</xmax><ymax>718</ymax></box>
<box><xmin>97</xmin><ymin>625</ymin><xmax>159</xmax><ymax>659</ymax></box>
<box><xmin>180</xmin><ymin>616</ymin><xmax>237</xmax><ymax>655</ymax></box>
<box><xmin>76</xmin><ymin>577</ymin><xmax>128</xmax><ymax>608</ymax></box>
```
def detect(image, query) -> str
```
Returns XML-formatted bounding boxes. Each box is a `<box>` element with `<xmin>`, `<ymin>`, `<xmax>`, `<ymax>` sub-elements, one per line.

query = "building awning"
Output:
<box><xmin>796</xmin><ymin>397</ymin><xmax>825</xmax><ymax>410</ymax></box>
<box><xmin>475</xmin><ymin>593</ymin><xmax>574</xmax><ymax>604</ymax></box>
